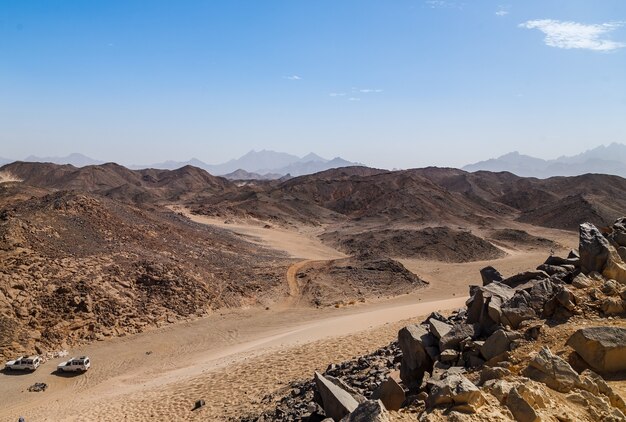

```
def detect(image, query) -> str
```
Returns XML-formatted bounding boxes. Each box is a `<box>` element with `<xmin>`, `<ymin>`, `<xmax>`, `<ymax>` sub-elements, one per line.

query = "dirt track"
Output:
<box><xmin>285</xmin><ymin>259</ymin><xmax>313</xmax><ymax>305</ymax></box>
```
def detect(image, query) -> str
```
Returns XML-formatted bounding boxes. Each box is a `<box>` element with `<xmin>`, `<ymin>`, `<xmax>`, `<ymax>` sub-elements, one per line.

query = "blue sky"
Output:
<box><xmin>1</xmin><ymin>0</ymin><xmax>625</xmax><ymax>168</ymax></box>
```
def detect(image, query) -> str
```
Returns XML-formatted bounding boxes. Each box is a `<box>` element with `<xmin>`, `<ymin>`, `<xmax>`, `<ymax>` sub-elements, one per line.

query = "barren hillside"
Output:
<box><xmin>1</xmin><ymin>161</ymin><xmax>233</xmax><ymax>203</ymax></box>
<box><xmin>0</xmin><ymin>190</ymin><xmax>289</xmax><ymax>359</ymax></box>
<box><xmin>321</xmin><ymin>227</ymin><xmax>505</xmax><ymax>262</ymax></box>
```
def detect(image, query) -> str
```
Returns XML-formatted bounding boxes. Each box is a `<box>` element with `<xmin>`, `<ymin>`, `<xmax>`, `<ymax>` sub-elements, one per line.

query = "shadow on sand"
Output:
<box><xmin>51</xmin><ymin>369</ymin><xmax>86</xmax><ymax>378</ymax></box>
<box><xmin>0</xmin><ymin>367</ymin><xmax>36</xmax><ymax>376</ymax></box>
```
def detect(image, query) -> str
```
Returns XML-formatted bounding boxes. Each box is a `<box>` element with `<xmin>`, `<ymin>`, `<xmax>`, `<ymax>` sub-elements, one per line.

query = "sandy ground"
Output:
<box><xmin>172</xmin><ymin>206</ymin><xmax>346</xmax><ymax>261</ymax></box>
<box><xmin>0</xmin><ymin>215</ymin><xmax>579</xmax><ymax>422</ymax></box>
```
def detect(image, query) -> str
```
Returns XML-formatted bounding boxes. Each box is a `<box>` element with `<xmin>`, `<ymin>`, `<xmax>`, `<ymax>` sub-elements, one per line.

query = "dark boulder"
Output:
<box><xmin>480</xmin><ymin>266</ymin><xmax>503</xmax><ymax>286</ymax></box>
<box><xmin>579</xmin><ymin>222</ymin><xmax>611</xmax><ymax>274</ymax></box>
<box><xmin>398</xmin><ymin>325</ymin><xmax>435</xmax><ymax>389</ymax></box>
<box><xmin>466</xmin><ymin>282</ymin><xmax>515</xmax><ymax>328</ymax></box>
<box><xmin>502</xmin><ymin>270</ymin><xmax>549</xmax><ymax>289</ymax></box>
<box><xmin>371</xmin><ymin>376</ymin><xmax>405</xmax><ymax>411</ymax></box>
<box><xmin>439</xmin><ymin>323</ymin><xmax>479</xmax><ymax>351</ymax></box>
<box><xmin>480</xmin><ymin>329</ymin><xmax>521</xmax><ymax>361</ymax></box>
<box><xmin>501</xmin><ymin>291</ymin><xmax>537</xmax><ymax>329</ymax></box>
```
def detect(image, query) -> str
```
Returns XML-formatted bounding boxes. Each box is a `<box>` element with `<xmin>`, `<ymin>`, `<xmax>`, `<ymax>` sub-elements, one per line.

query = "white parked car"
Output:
<box><xmin>5</xmin><ymin>356</ymin><xmax>41</xmax><ymax>371</ymax></box>
<box><xmin>57</xmin><ymin>356</ymin><xmax>91</xmax><ymax>373</ymax></box>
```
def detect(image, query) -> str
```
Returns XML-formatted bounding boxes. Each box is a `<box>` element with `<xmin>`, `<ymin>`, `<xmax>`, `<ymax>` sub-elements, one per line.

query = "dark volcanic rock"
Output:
<box><xmin>480</xmin><ymin>329</ymin><xmax>521</xmax><ymax>361</ymax></box>
<box><xmin>480</xmin><ymin>266</ymin><xmax>503</xmax><ymax>286</ymax></box>
<box><xmin>439</xmin><ymin>323</ymin><xmax>479</xmax><ymax>351</ymax></box>
<box><xmin>501</xmin><ymin>291</ymin><xmax>537</xmax><ymax>329</ymax></box>
<box><xmin>466</xmin><ymin>282</ymin><xmax>515</xmax><ymax>328</ymax></box>
<box><xmin>579</xmin><ymin>222</ymin><xmax>612</xmax><ymax>274</ymax></box>
<box><xmin>371</xmin><ymin>376</ymin><xmax>405</xmax><ymax>411</ymax></box>
<box><xmin>502</xmin><ymin>270</ymin><xmax>549</xmax><ymax>289</ymax></box>
<box><xmin>398</xmin><ymin>325</ymin><xmax>435</xmax><ymax>389</ymax></box>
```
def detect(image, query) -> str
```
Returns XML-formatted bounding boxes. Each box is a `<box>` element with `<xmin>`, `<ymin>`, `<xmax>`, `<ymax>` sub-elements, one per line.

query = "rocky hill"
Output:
<box><xmin>297</xmin><ymin>256</ymin><xmax>428</xmax><ymax>307</ymax></box>
<box><xmin>8</xmin><ymin>162</ymin><xmax>626</xmax><ymax>232</ymax></box>
<box><xmin>0</xmin><ymin>189</ymin><xmax>290</xmax><ymax>359</ymax></box>
<box><xmin>321</xmin><ymin>227</ymin><xmax>505</xmax><ymax>263</ymax></box>
<box><xmin>1</xmin><ymin>162</ymin><xmax>233</xmax><ymax>204</ymax></box>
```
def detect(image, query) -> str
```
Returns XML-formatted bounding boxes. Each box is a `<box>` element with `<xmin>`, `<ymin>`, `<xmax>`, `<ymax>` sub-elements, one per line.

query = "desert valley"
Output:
<box><xmin>1</xmin><ymin>159</ymin><xmax>626</xmax><ymax>421</ymax></box>
<box><xmin>4</xmin><ymin>0</ymin><xmax>626</xmax><ymax>420</ymax></box>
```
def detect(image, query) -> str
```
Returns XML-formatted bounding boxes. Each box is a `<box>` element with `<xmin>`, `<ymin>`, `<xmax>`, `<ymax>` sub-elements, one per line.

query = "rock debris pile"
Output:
<box><xmin>240</xmin><ymin>218</ymin><xmax>626</xmax><ymax>421</ymax></box>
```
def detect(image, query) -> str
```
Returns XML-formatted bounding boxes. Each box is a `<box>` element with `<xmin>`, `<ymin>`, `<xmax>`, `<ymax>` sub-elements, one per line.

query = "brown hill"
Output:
<box><xmin>0</xmin><ymin>190</ymin><xmax>289</xmax><ymax>358</ymax></box>
<box><xmin>321</xmin><ymin>227</ymin><xmax>505</xmax><ymax>262</ymax></box>
<box><xmin>297</xmin><ymin>256</ymin><xmax>428</xmax><ymax>307</ymax></box>
<box><xmin>517</xmin><ymin>193</ymin><xmax>622</xmax><ymax>231</ymax></box>
<box><xmin>487</xmin><ymin>228</ymin><xmax>557</xmax><ymax>250</ymax></box>
<box><xmin>413</xmin><ymin>169</ymin><xmax>626</xmax><ymax>229</ymax></box>
<box><xmin>0</xmin><ymin>162</ymin><xmax>232</xmax><ymax>203</ymax></box>
<box><xmin>7</xmin><ymin>162</ymin><xmax>626</xmax><ymax>232</ymax></box>
<box><xmin>194</xmin><ymin>167</ymin><xmax>626</xmax><ymax>231</ymax></box>
<box><xmin>194</xmin><ymin>168</ymin><xmax>513</xmax><ymax>227</ymax></box>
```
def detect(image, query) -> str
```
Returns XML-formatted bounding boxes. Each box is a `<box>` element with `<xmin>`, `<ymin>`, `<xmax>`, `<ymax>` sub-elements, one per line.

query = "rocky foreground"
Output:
<box><xmin>240</xmin><ymin>218</ymin><xmax>626</xmax><ymax>421</ymax></box>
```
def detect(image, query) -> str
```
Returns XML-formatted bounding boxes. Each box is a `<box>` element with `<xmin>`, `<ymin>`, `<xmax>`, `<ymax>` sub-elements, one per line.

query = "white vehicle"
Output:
<box><xmin>57</xmin><ymin>356</ymin><xmax>91</xmax><ymax>373</ymax></box>
<box><xmin>5</xmin><ymin>356</ymin><xmax>41</xmax><ymax>371</ymax></box>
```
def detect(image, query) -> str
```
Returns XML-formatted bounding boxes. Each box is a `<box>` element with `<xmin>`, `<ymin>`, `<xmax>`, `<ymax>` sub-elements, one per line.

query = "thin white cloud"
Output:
<box><xmin>359</xmin><ymin>88</ymin><xmax>383</xmax><ymax>93</ymax></box>
<box><xmin>285</xmin><ymin>75</ymin><xmax>302</xmax><ymax>80</ymax></box>
<box><xmin>495</xmin><ymin>6</ymin><xmax>509</xmax><ymax>17</ymax></box>
<box><xmin>425</xmin><ymin>0</ymin><xmax>460</xmax><ymax>9</ymax></box>
<box><xmin>329</xmin><ymin>92</ymin><xmax>346</xmax><ymax>97</ymax></box>
<box><xmin>519</xmin><ymin>19</ymin><xmax>625</xmax><ymax>51</ymax></box>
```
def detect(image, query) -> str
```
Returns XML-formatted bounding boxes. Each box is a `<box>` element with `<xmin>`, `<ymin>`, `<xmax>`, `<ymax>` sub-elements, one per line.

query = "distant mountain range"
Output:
<box><xmin>9</xmin><ymin>143</ymin><xmax>626</xmax><ymax>179</ymax></box>
<box><xmin>133</xmin><ymin>150</ymin><xmax>359</xmax><ymax>178</ymax></box>
<box><xmin>463</xmin><ymin>143</ymin><xmax>626</xmax><ymax>178</ymax></box>
<box><xmin>6</xmin><ymin>150</ymin><xmax>359</xmax><ymax>179</ymax></box>
<box><xmin>24</xmin><ymin>153</ymin><xmax>105</xmax><ymax>167</ymax></box>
